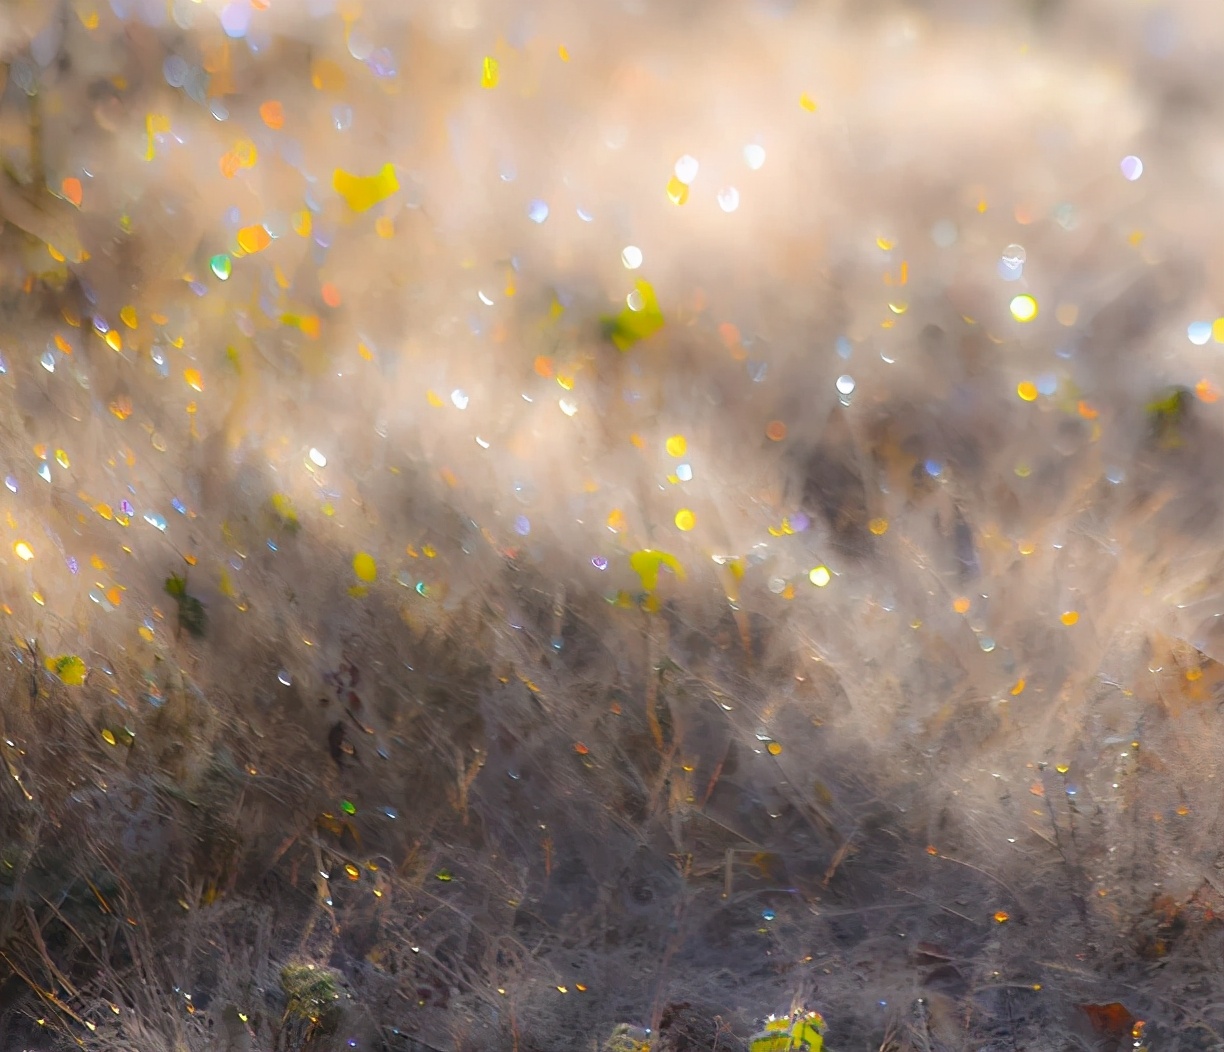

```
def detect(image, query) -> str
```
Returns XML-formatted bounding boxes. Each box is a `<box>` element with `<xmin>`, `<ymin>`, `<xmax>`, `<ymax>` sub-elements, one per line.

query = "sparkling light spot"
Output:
<box><xmin>1017</xmin><ymin>381</ymin><xmax>1038</xmax><ymax>402</ymax></box>
<box><xmin>1188</xmin><ymin>321</ymin><xmax>1212</xmax><ymax>345</ymax></box>
<box><xmin>673</xmin><ymin>154</ymin><xmax>699</xmax><ymax>185</ymax></box>
<box><xmin>836</xmin><ymin>374</ymin><xmax>855</xmax><ymax>395</ymax></box>
<box><xmin>1061</xmin><ymin>610</ymin><xmax>1079</xmax><ymax>626</ymax></box>
<box><xmin>809</xmin><ymin>565</ymin><xmax>831</xmax><ymax>587</ymax></box>
<box><xmin>1010</xmin><ymin>294</ymin><xmax>1038</xmax><ymax>322</ymax></box>
<box><xmin>14</xmin><ymin>541</ymin><xmax>33</xmax><ymax>562</ymax></box>
<box><xmin>743</xmin><ymin>144</ymin><xmax>766</xmax><ymax>170</ymax></box>
<box><xmin>665</xmin><ymin>434</ymin><xmax>687</xmax><ymax>457</ymax></box>
<box><xmin>1120</xmin><ymin>155</ymin><xmax>1144</xmax><ymax>181</ymax></box>
<box><xmin>527</xmin><ymin>199</ymin><xmax>549</xmax><ymax>224</ymax></box>
<box><xmin>998</xmin><ymin>243</ymin><xmax>1026</xmax><ymax>281</ymax></box>
<box><xmin>717</xmin><ymin>186</ymin><xmax>740</xmax><ymax>212</ymax></box>
<box><xmin>674</xmin><ymin>508</ymin><xmax>696</xmax><ymax>531</ymax></box>
<box><xmin>308</xmin><ymin>447</ymin><xmax>327</xmax><ymax>467</ymax></box>
<box><xmin>219</xmin><ymin>0</ymin><xmax>253</xmax><ymax>39</ymax></box>
<box><xmin>621</xmin><ymin>245</ymin><xmax>643</xmax><ymax>270</ymax></box>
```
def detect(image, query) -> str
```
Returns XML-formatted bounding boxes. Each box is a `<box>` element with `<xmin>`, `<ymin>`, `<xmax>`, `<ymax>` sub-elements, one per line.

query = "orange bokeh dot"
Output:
<box><xmin>259</xmin><ymin>100</ymin><xmax>285</xmax><ymax>129</ymax></box>
<box><xmin>321</xmin><ymin>282</ymin><xmax>342</xmax><ymax>308</ymax></box>
<box><xmin>765</xmin><ymin>420</ymin><xmax>787</xmax><ymax>442</ymax></box>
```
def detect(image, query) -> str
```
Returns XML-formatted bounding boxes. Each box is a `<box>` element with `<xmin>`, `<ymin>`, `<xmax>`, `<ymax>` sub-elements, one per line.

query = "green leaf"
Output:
<box><xmin>165</xmin><ymin>575</ymin><xmax>207</xmax><ymax>638</ymax></box>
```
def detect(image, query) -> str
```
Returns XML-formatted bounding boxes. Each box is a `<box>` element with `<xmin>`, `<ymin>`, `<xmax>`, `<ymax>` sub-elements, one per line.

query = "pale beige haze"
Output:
<box><xmin>0</xmin><ymin>0</ymin><xmax>1222</xmax><ymax>1049</ymax></box>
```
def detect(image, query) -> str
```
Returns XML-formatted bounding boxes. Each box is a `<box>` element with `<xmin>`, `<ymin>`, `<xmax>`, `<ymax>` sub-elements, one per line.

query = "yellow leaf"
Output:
<box><xmin>629</xmin><ymin>549</ymin><xmax>685</xmax><ymax>593</ymax></box>
<box><xmin>333</xmin><ymin>163</ymin><xmax>399</xmax><ymax>213</ymax></box>
<box><xmin>46</xmin><ymin>654</ymin><xmax>87</xmax><ymax>686</ymax></box>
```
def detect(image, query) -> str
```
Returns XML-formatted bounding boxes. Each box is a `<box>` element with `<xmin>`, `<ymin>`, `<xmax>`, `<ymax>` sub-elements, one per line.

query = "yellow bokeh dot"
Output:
<box><xmin>868</xmin><ymin>517</ymin><xmax>889</xmax><ymax>536</ymax></box>
<box><xmin>1010</xmin><ymin>294</ymin><xmax>1038</xmax><ymax>322</ymax></box>
<box><xmin>953</xmin><ymin>596</ymin><xmax>971</xmax><ymax>614</ymax></box>
<box><xmin>353</xmin><ymin>551</ymin><xmax>378</xmax><ymax>582</ymax></box>
<box><xmin>809</xmin><ymin>565</ymin><xmax>831</xmax><ymax>587</ymax></box>
<box><xmin>13</xmin><ymin>541</ymin><xmax>33</xmax><ymax>561</ymax></box>
<box><xmin>665</xmin><ymin>434</ymin><xmax>687</xmax><ymax>457</ymax></box>
<box><xmin>1060</xmin><ymin>610</ymin><xmax>1079</xmax><ymax>626</ymax></box>
<box><xmin>1017</xmin><ymin>381</ymin><xmax>1038</xmax><ymax>401</ymax></box>
<box><xmin>767</xmin><ymin>742</ymin><xmax>783</xmax><ymax>756</ymax></box>
<box><xmin>674</xmin><ymin>508</ymin><xmax>696</xmax><ymax>531</ymax></box>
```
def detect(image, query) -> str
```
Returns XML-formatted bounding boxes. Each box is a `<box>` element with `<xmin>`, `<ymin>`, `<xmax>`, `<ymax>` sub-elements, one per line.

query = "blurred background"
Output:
<box><xmin>2</xmin><ymin>0</ymin><xmax>1224</xmax><ymax>1049</ymax></box>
